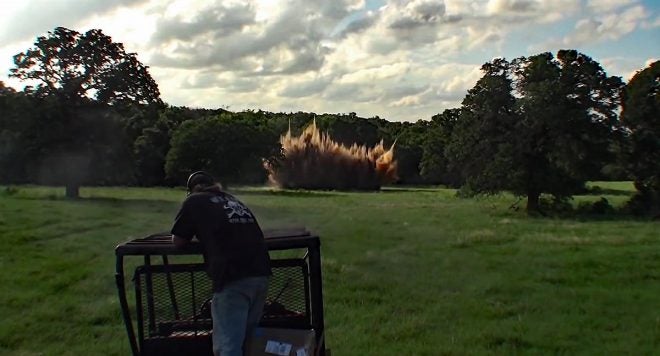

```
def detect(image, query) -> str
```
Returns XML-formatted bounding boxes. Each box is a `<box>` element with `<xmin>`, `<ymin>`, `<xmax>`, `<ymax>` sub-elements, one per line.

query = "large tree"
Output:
<box><xmin>445</xmin><ymin>58</ymin><xmax>519</xmax><ymax>198</ymax></box>
<box><xmin>0</xmin><ymin>82</ymin><xmax>29</xmax><ymax>183</ymax></box>
<box><xmin>621</xmin><ymin>60</ymin><xmax>660</xmax><ymax>213</ymax></box>
<box><xmin>165</xmin><ymin>113</ymin><xmax>280</xmax><ymax>186</ymax></box>
<box><xmin>447</xmin><ymin>51</ymin><xmax>624</xmax><ymax>213</ymax></box>
<box><xmin>392</xmin><ymin>120</ymin><xmax>431</xmax><ymax>184</ymax></box>
<box><xmin>511</xmin><ymin>51</ymin><xmax>623</xmax><ymax>211</ymax></box>
<box><xmin>9</xmin><ymin>27</ymin><xmax>162</xmax><ymax>197</ymax></box>
<box><xmin>132</xmin><ymin>106</ymin><xmax>225</xmax><ymax>186</ymax></box>
<box><xmin>420</xmin><ymin>108</ymin><xmax>461</xmax><ymax>186</ymax></box>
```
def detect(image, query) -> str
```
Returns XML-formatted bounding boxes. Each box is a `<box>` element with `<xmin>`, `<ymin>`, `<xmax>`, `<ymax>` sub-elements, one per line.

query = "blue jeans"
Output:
<box><xmin>211</xmin><ymin>276</ymin><xmax>269</xmax><ymax>356</ymax></box>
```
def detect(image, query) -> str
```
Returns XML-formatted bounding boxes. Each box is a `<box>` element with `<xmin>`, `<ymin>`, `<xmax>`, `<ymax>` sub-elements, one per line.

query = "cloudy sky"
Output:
<box><xmin>0</xmin><ymin>0</ymin><xmax>658</xmax><ymax>122</ymax></box>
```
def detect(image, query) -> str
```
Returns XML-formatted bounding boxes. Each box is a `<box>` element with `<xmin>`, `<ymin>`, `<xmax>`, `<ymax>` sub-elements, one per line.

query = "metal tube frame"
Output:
<box><xmin>115</xmin><ymin>231</ymin><xmax>326</xmax><ymax>356</ymax></box>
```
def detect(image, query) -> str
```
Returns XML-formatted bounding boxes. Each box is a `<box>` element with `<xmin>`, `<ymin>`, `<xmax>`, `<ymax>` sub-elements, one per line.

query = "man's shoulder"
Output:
<box><xmin>184</xmin><ymin>191</ymin><xmax>219</xmax><ymax>206</ymax></box>
<box><xmin>211</xmin><ymin>192</ymin><xmax>246</xmax><ymax>205</ymax></box>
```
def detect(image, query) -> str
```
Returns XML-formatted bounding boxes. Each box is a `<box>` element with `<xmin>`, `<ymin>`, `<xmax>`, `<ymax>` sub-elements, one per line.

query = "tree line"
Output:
<box><xmin>0</xmin><ymin>27</ymin><xmax>657</xmax><ymax>215</ymax></box>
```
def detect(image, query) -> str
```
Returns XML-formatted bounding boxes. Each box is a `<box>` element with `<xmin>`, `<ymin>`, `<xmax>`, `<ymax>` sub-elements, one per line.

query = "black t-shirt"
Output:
<box><xmin>171</xmin><ymin>190</ymin><xmax>271</xmax><ymax>291</ymax></box>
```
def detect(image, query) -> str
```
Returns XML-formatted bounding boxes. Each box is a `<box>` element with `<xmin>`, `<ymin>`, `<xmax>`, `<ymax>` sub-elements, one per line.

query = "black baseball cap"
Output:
<box><xmin>186</xmin><ymin>171</ymin><xmax>215</xmax><ymax>193</ymax></box>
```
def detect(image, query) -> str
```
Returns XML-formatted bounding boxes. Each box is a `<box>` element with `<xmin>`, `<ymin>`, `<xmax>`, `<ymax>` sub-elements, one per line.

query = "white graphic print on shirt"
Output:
<box><xmin>222</xmin><ymin>197</ymin><xmax>255</xmax><ymax>224</ymax></box>
<box><xmin>209</xmin><ymin>195</ymin><xmax>255</xmax><ymax>223</ymax></box>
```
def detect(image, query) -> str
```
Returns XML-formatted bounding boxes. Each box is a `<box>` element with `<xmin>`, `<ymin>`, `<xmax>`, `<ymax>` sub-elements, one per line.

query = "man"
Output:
<box><xmin>171</xmin><ymin>171</ymin><xmax>271</xmax><ymax>356</ymax></box>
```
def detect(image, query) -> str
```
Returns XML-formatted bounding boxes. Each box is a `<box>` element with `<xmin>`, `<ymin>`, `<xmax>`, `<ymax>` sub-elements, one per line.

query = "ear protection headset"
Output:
<box><xmin>186</xmin><ymin>171</ymin><xmax>215</xmax><ymax>194</ymax></box>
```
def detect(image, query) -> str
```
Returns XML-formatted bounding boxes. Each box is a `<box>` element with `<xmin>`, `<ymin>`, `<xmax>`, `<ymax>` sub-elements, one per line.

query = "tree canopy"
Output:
<box><xmin>445</xmin><ymin>58</ymin><xmax>519</xmax><ymax>197</ymax></box>
<box><xmin>165</xmin><ymin>113</ymin><xmax>280</xmax><ymax>186</ymax></box>
<box><xmin>420</xmin><ymin>108</ymin><xmax>461</xmax><ymax>186</ymax></box>
<box><xmin>446</xmin><ymin>51</ymin><xmax>624</xmax><ymax>212</ymax></box>
<box><xmin>621</xmin><ymin>60</ymin><xmax>660</xmax><ymax>214</ymax></box>
<box><xmin>3</xmin><ymin>31</ymin><xmax>658</xmax><ymax>215</ymax></box>
<box><xmin>10</xmin><ymin>27</ymin><xmax>161</xmax><ymax>107</ymax></box>
<box><xmin>8</xmin><ymin>27</ymin><xmax>162</xmax><ymax>197</ymax></box>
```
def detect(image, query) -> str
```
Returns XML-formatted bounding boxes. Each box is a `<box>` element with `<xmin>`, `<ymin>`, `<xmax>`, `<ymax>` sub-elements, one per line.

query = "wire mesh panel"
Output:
<box><xmin>134</xmin><ymin>263</ymin><xmax>212</xmax><ymax>355</ymax></box>
<box><xmin>133</xmin><ymin>258</ymin><xmax>312</xmax><ymax>355</ymax></box>
<box><xmin>262</xmin><ymin>259</ymin><xmax>311</xmax><ymax>329</ymax></box>
<box><xmin>135</xmin><ymin>263</ymin><xmax>212</xmax><ymax>338</ymax></box>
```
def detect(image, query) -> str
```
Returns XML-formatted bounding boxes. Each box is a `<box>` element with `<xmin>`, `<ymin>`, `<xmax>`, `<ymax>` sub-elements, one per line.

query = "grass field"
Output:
<box><xmin>1</xmin><ymin>183</ymin><xmax>659</xmax><ymax>355</ymax></box>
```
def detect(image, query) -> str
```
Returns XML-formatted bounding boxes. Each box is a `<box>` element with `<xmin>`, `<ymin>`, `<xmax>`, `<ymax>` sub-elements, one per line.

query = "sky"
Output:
<box><xmin>0</xmin><ymin>0</ymin><xmax>658</xmax><ymax>122</ymax></box>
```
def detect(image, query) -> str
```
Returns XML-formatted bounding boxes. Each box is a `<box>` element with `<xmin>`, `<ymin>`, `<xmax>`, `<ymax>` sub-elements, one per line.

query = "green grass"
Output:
<box><xmin>1</xmin><ymin>183</ymin><xmax>658</xmax><ymax>355</ymax></box>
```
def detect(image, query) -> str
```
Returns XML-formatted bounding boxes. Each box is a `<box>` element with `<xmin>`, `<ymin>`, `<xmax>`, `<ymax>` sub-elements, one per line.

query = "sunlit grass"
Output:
<box><xmin>1</xmin><ymin>184</ymin><xmax>658</xmax><ymax>355</ymax></box>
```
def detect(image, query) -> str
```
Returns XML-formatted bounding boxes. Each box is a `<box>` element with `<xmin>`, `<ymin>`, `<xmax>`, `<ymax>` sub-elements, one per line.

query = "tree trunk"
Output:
<box><xmin>526</xmin><ymin>192</ymin><xmax>540</xmax><ymax>214</ymax></box>
<box><xmin>65</xmin><ymin>182</ymin><xmax>80</xmax><ymax>199</ymax></box>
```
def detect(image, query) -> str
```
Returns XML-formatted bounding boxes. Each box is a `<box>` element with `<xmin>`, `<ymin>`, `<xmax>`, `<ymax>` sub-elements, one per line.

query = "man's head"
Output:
<box><xmin>186</xmin><ymin>171</ymin><xmax>216</xmax><ymax>194</ymax></box>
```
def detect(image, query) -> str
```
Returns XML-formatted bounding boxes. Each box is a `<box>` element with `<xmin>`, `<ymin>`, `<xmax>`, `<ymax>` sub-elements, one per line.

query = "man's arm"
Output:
<box><xmin>172</xmin><ymin>234</ymin><xmax>190</xmax><ymax>248</ymax></box>
<box><xmin>172</xmin><ymin>199</ymin><xmax>195</xmax><ymax>248</ymax></box>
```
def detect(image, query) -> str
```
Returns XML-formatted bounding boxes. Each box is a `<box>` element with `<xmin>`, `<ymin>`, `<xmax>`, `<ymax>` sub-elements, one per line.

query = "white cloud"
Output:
<box><xmin>390</xmin><ymin>95</ymin><xmax>421</xmax><ymax>107</ymax></box>
<box><xmin>444</xmin><ymin>0</ymin><xmax>487</xmax><ymax>15</ymax></box>
<box><xmin>323</xmin><ymin>82</ymin><xmax>379</xmax><ymax>102</ymax></box>
<box><xmin>645</xmin><ymin>58</ymin><xmax>659</xmax><ymax>67</ymax></box>
<box><xmin>147</xmin><ymin>0</ymin><xmax>351</xmax><ymax>75</ymax></box>
<box><xmin>600</xmin><ymin>56</ymin><xmax>658</xmax><ymax>81</ymax></box>
<box><xmin>587</xmin><ymin>0</ymin><xmax>639</xmax><ymax>13</ymax></box>
<box><xmin>642</xmin><ymin>15</ymin><xmax>660</xmax><ymax>29</ymax></box>
<box><xmin>485</xmin><ymin>0</ymin><xmax>581</xmax><ymax>23</ymax></box>
<box><xmin>543</xmin><ymin>4</ymin><xmax>649</xmax><ymax>48</ymax></box>
<box><xmin>0</xmin><ymin>0</ymin><xmax>658</xmax><ymax>121</ymax></box>
<box><xmin>537</xmin><ymin>1</ymin><xmax>583</xmax><ymax>22</ymax></box>
<box><xmin>278</xmin><ymin>75</ymin><xmax>334</xmax><ymax>98</ymax></box>
<box><xmin>151</xmin><ymin>2</ymin><xmax>256</xmax><ymax>43</ymax></box>
<box><xmin>438</xmin><ymin>65</ymin><xmax>483</xmax><ymax>93</ymax></box>
<box><xmin>0</xmin><ymin>0</ymin><xmax>149</xmax><ymax>44</ymax></box>
<box><xmin>488</xmin><ymin>0</ymin><xmax>539</xmax><ymax>14</ymax></box>
<box><xmin>340</xmin><ymin>62</ymin><xmax>410</xmax><ymax>83</ymax></box>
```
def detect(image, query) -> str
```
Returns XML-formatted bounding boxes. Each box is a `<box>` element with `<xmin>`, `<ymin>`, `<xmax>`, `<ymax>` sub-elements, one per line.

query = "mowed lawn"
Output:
<box><xmin>1</xmin><ymin>183</ymin><xmax>659</xmax><ymax>355</ymax></box>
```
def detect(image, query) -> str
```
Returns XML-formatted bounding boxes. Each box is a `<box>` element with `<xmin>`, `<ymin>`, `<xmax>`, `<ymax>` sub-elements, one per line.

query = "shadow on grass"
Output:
<box><xmin>381</xmin><ymin>186</ymin><xmax>448</xmax><ymax>193</ymax></box>
<box><xmin>585</xmin><ymin>187</ymin><xmax>633</xmax><ymax>196</ymax></box>
<box><xmin>234</xmin><ymin>186</ymin><xmax>448</xmax><ymax>196</ymax></box>
<box><xmin>3</xmin><ymin>191</ymin><xmax>180</xmax><ymax>211</ymax></box>
<box><xmin>499</xmin><ymin>202</ymin><xmax>649</xmax><ymax>223</ymax></box>
<box><xmin>78</xmin><ymin>196</ymin><xmax>180</xmax><ymax>209</ymax></box>
<box><xmin>548</xmin><ymin>214</ymin><xmax>651</xmax><ymax>223</ymax></box>
<box><xmin>229</xmin><ymin>188</ymin><xmax>338</xmax><ymax>198</ymax></box>
<box><xmin>503</xmin><ymin>193</ymin><xmax>653</xmax><ymax>222</ymax></box>
<box><xmin>519</xmin><ymin>208</ymin><xmax>655</xmax><ymax>222</ymax></box>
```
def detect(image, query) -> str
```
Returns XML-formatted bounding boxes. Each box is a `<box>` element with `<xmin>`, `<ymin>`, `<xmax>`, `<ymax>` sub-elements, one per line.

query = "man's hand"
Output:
<box><xmin>172</xmin><ymin>235</ymin><xmax>189</xmax><ymax>248</ymax></box>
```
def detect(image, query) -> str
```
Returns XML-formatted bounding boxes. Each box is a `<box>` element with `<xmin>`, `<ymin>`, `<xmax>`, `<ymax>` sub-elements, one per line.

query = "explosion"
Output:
<box><xmin>265</xmin><ymin>120</ymin><xmax>397</xmax><ymax>190</ymax></box>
